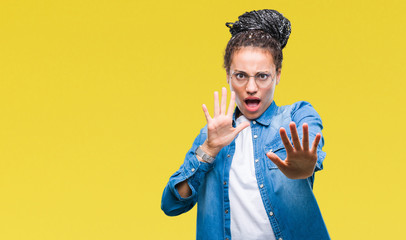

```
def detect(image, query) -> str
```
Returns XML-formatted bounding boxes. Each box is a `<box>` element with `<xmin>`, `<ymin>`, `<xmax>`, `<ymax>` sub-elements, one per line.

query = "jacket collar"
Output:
<box><xmin>232</xmin><ymin>100</ymin><xmax>278</xmax><ymax>126</ymax></box>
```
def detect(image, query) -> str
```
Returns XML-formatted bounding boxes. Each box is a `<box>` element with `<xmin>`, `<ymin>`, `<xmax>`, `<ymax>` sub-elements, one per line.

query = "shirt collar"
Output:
<box><xmin>232</xmin><ymin>100</ymin><xmax>278</xmax><ymax>126</ymax></box>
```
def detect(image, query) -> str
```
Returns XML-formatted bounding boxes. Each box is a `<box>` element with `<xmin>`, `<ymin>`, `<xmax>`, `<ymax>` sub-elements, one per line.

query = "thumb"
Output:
<box><xmin>234</xmin><ymin>121</ymin><xmax>250</xmax><ymax>134</ymax></box>
<box><xmin>266</xmin><ymin>152</ymin><xmax>286</xmax><ymax>169</ymax></box>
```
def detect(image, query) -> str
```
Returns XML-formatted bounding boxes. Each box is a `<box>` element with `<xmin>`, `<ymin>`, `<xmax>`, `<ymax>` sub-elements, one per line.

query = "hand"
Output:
<box><xmin>266</xmin><ymin>122</ymin><xmax>321</xmax><ymax>179</ymax></box>
<box><xmin>201</xmin><ymin>87</ymin><xmax>250</xmax><ymax>158</ymax></box>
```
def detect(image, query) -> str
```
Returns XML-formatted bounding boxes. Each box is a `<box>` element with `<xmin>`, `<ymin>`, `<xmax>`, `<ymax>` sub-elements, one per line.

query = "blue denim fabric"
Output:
<box><xmin>161</xmin><ymin>101</ymin><xmax>330</xmax><ymax>240</ymax></box>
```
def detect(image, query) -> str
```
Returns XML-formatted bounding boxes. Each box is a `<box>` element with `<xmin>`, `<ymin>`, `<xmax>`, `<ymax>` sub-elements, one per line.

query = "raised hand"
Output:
<box><xmin>266</xmin><ymin>122</ymin><xmax>321</xmax><ymax>179</ymax></box>
<box><xmin>201</xmin><ymin>87</ymin><xmax>250</xmax><ymax>158</ymax></box>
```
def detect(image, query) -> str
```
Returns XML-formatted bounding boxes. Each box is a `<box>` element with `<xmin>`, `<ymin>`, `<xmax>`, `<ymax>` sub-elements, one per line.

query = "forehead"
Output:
<box><xmin>230</xmin><ymin>46</ymin><xmax>275</xmax><ymax>72</ymax></box>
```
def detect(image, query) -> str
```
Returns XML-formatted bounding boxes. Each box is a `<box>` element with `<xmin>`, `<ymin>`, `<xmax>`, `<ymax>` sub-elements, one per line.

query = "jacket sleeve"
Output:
<box><xmin>291</xmin><ymin>101</ymin><xmax>327</xmax><ymax>172</ymax></box>
<box><xmin>161</xmin><ymin>125</ymin><xmax>215</xmax><ymax>216</ymax></box>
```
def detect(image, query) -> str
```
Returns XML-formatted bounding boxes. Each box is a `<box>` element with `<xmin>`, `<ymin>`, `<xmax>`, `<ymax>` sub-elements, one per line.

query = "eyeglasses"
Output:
<box><xmin>230</xmin><ymin>71</ymin><xmax>276</xmax><ymax>88</ymax></box>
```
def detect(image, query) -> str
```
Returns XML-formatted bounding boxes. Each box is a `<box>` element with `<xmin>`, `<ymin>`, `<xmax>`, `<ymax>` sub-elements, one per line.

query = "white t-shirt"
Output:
<box><xmin>229</xmin><ymin>115</ymin><xmax>276</xmax><ymax>240</ymax></box>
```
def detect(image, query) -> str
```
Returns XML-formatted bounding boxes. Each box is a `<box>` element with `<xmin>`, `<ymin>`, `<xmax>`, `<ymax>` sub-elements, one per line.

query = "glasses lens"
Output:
<box><xmin>232</xmin><ymin>73</ymin><xmax>248</xmax><ymax>86</ymax></box>
<box><xmin>231</xmin><ymin>72</ymin><xmax>274</xmax><ymax>87</ymax></box>
<box><xmin>255</xmin><ymin>74</ymin><xmax>274</xmax><ymax>88</ymax></box>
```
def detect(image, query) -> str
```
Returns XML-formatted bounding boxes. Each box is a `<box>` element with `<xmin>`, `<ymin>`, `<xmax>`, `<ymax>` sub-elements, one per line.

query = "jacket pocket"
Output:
<box><xmin>263</xmin><ymin>133</ymin><xmax>291</xmax><ymax>170</ymax></box>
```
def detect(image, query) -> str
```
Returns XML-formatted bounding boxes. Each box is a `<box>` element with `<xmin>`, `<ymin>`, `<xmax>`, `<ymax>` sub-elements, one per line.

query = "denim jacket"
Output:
<box><xmin>161</xmin><ymin>101</ymin><xmax>330</xmax><ymax>240</ymax></box>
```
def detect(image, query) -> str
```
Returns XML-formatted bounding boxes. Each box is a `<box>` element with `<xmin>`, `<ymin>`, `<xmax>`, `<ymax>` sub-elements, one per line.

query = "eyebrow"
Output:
<box><xmin>233</xmin><ymin>69</ymin><xmax>272</xmax><ymax>74</ymax></box>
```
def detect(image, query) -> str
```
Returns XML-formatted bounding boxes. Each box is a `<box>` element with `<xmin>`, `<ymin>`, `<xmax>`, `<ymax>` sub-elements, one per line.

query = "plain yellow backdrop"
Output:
<box><xmin>1</xmin><ymin>0</ymin><xmax>405</xmax><ymax>239</ymax></box>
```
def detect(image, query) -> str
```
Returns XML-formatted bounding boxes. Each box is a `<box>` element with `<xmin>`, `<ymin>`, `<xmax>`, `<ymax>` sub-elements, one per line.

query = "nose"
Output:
<box><xmin>246</xmin><ymin>77</ymin><xmax>258</xmax><ymax>95</ymax></box>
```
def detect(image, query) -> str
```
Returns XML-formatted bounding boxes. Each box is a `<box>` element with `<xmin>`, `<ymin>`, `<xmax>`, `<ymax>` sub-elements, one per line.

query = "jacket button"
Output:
<box><xmin>253</xmin><ymin>135</ymin><xmax>258</xmax><ymax>139</ymax></box>
<box><xmin>260</xmin><ymin>184</ymin><xmax>264</xmax><ymax>188</ymax></box>
<box><xmin>226</xmin><ymin>238</ymin><xmax>229</xmax><ymax>240</ymax></box>
<box><xmin>227</xmin><ymin>154</ymin><xmax>231</xmax><ymax>158</ymax></box>
<box><xmin>225</xmin><ymin>209</ymin><xmax>229</xmax><ymax>214</ymax></box>
<box><xmin>269</xmin><ymin>211</ymin><xmax>274</xmax><ymax>216</ymax></box>
<box><xmin>223</xmin><ymin>181</ymin><xmax>227</xmax><ymax>185</ymax></box>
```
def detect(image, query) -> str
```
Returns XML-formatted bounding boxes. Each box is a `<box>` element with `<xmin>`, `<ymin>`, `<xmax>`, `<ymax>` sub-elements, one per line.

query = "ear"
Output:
<box><xmin>275</xmin><ymin>69</ymin><xmax>281</xmax><ymax>85</ymax></box>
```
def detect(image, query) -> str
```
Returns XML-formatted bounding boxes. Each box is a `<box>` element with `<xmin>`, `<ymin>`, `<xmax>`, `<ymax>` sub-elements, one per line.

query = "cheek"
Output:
<box><xmin>230</xmin><ymin>83</ymin><xmax>239</xmax><ymax>96</ymax></box>
<box><xmin>262</xmin><ymin>86</ymin><xmax>276</xmax><ymax>101</ymax></box>
<box><xmin>234</xmin><ymin>87</ymin><xmax>243</xmax><ymax>98</ymax></box>
<box><xmin>267</xmin><ymin>87</ymin><xmax>275</xmax><ymax>96</ymax></box>
<box><xmin>229</xmin><ymin>82</ymin><xmax>234</xmax><ymax>92</ymax></box>
<box><xmin>234</xmin><ymin>92</ymin><xmax>243</xmax><ymax>104</ymax></box>
<box><xmin>231</xmin><ymin>85</ymin><xmax>244</xmax><ymax>105</ymax></box>
<box><xmin>266</xmin><ymin>81</ymin><xmax>277</xmax><ymax>96</ymax></box>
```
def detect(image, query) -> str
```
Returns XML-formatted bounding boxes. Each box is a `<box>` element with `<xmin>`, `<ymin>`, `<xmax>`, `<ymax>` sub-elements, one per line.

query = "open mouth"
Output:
<box><xmin>244</xmin><ymin>98</ymin><xmax>261</xmax><ymax>112</ymax></box>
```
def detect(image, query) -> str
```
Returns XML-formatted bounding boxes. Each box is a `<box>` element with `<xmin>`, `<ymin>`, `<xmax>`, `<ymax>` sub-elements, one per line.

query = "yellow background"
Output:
<box><xmin>1</xmin><ymin>0</ymin><xmax>405</xmax><ymax>239</ymax></box>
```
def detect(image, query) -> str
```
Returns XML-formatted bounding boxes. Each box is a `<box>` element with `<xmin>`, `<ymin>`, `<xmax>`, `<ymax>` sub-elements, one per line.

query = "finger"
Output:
<box><xmin>220</xmin><ymin>87</ymin><xmax>227</xmax><ymax>115</ymax></box>
<box><xmin>279</xmin><ymin>127</ymin><xmax>294</xmax><ymax>152</ymax></box>
<box><xmin>202</xmin><ymin>104</ymin><xmax>212</xmax><ymax>123</ymax></box>
<box><xmin>266</xmin><ymin>152</ymin><xmax>286</xmax><ymax>170</ymax></box>
<box><xmin>289</xmin><ymin>122</ymin><xmax>302</xmax><ymax>151</ymax></box>
<box><xmin>227</xmin><ymin>91</ymin><xmax>236</xmax><ymax>117</ymax></box>
<box><xmin>214</xmin><ymin>91</ymin><xmax>219</xmax><ymax>117</ymax></box>
<box><xmin>302</xmin><ymin>123</ymin><xmax>309</xmax><ymax>151</ymax></box>
<box><xmin>310</xmin><ymin>133</ymin><xmax>322</xmax><ymax>154</ymax></box>
<box><xmin>234</xmin><ymin>121</ymin><xmax>250</xmax><ymax>135</ymax></box>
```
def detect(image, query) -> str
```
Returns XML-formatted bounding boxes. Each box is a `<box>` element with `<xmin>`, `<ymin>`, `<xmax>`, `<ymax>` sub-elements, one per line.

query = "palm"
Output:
<box><xmin>202</xmin><ymin>87</ymin><xmax>249</xmax><ymax>153</ymax></box>
<box><xmin>266</xmin><ymin>122</ymin><xmax>321</xmax><ymax>179</ymax></box>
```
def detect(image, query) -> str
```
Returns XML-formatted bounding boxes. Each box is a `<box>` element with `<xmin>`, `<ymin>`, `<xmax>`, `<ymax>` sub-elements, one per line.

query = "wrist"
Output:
<box><xmin>201</xmin><ymin>140</ymin><xmax>221</xmax><ymax>158</ymax></box>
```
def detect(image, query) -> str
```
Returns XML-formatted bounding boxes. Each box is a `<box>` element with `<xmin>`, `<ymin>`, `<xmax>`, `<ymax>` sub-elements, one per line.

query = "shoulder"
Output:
<box><xmin>288</xmin><ymin>101</ymin><xmax>322</xmax><ymax>122</ymax></box>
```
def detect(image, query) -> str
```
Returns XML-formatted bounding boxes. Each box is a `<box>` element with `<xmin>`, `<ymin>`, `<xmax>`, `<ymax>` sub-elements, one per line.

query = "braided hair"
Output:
<box><xmin>223</xmin><ymin>9</ymin><xmax>291</xmax><ymax>74</ymax></box>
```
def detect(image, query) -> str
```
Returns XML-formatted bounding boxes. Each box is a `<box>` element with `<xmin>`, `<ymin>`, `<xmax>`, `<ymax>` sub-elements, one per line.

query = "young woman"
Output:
<box><xmin>161</xmin><ymin>9</ymin><xmax>330</xmax><ymax>240</ymax></box>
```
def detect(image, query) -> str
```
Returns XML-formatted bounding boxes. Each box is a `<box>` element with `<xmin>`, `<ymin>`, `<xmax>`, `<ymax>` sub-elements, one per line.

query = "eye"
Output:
<box><xmin>235</xmin><ymin>73</ymin><xmax>247</xmax><ymax>80</ymax></box>
<box><xmin>257</xmin><ymin>73</ymin><xmax>269</xmax><ymax>80</ymax></box>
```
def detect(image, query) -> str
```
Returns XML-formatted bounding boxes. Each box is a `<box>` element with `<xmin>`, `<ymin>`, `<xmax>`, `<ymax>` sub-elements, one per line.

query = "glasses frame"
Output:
<box><xmin>229</xmin><ymin>71</ymin><xmax>276</xmax><ymax>88</ymax></box>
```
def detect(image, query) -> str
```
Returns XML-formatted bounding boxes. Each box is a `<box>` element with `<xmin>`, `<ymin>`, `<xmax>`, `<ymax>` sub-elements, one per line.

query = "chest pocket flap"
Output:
<box><xmin>263</xmin><ymin>132</ymin><xmax>291</xmax><ymax>170</ymax></box>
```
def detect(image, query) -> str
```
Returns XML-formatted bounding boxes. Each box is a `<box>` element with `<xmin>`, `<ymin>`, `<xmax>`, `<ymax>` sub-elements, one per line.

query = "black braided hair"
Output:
<box><xmin>223</xmin><ymin>9</ymin><xmax>291</xmax><ymax>74</ymax></box>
